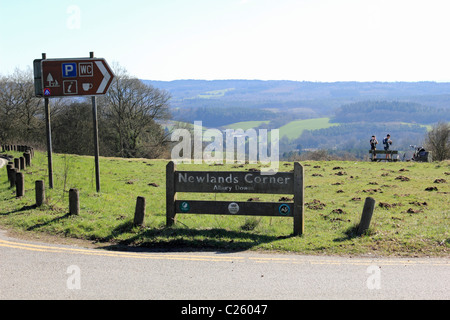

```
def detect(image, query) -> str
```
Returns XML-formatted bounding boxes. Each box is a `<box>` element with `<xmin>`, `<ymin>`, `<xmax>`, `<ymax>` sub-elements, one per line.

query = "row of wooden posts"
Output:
<box><xmin>2</xmin><ymin>145</ymin><xmax>373</xmax><ymax>235</ymax></box>
<box><xmin>3</xmin><ymin>145</ymin><xmax>146</xmax><ymax>224</ymax></box>
<box><xmin>4</xmin><ymin>145</ymin><xmax>34</xmax><ymax>199</ymax></box>
<box><xmin>2</xmin><ymin>144</ymin><xmax>35</xmax><ymax>155</ymax></box>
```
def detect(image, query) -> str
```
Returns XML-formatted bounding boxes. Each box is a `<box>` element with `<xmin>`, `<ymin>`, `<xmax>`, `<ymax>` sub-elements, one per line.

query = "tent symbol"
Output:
<box><xmin>46</xmin><ymin>73</ymin><xmax>60</xmax><ymax>87</ymax></box>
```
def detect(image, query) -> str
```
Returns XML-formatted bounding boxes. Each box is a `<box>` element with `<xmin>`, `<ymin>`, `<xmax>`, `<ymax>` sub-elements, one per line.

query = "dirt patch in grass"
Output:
<box><xmin>379</xmin><ymin>202</ymin><xmax>403</xmax><ymax>209</ymax></box>
<box><xmin>306</xmin><ymin>199</ymin><xmax>326</xmax><ymax>210</ymax></box>
<box><xmin>409</xmin><ymin>201</ymin><xmax>428</xmax><ymax>207</ymax></box>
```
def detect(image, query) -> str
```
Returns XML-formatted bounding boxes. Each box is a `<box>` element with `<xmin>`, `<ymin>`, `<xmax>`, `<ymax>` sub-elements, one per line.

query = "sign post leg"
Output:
<box><xmin>44</xmin><ymin>97</ymin><xmax>54</xmax><ymax>189</ymax></box>
<box><xmin>166</xmin><ymin>161</ymin><xmax>177</xmax><ymax>227</ymax></box>
<box><xmin>90</xmin><ymin>52</ymin><xmax>101</xmax><ymax>193</ymax></box>
<box><xmin>43</xmin><ymin>52</ymin><xmax>54</xmax><ymax>189</ymax></box>
<box><xmin>92</xmin><ymin>95</ymin><xmax>100</xmax><ymax>193</ymax></box>
<box><xmin>293</xmin><ymin>162</ymin><xmax>304</xmax><ymax>236</ymax></box>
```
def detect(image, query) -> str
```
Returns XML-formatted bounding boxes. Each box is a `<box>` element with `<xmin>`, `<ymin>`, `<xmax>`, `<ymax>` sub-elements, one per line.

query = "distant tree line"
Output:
<box><xmin>332</xmin><ymin>100</ymin><xmax>449</xmax><ymax>124</ymax></box>
<box><xmin>300</xmin><ymin>123</ymin><xmax>427</xmax><ymax>149</ymax></box>
<box><xmin>0</xmin><ymin>65</ymin><xmax>172</xmax><ymax>159</ymax></box>
<box><xmin>175</xmin><ymin>106</ymin><xmax>276</xmax><ymax>128</ymax></box>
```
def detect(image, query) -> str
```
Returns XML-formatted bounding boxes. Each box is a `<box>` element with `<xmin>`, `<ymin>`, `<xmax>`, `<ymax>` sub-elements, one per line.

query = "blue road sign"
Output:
<box><xmin>62</xmin><ymin>63</ymin><xmax>77</xmax><ymax>78</ymax></box>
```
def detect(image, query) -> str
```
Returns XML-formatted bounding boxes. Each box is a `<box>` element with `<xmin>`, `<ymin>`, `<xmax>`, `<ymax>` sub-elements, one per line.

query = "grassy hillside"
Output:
<box><xmin>1</xmin><ymin>151</ymin><xmax>449</xmax><ymax>257</ymax></box>
<box><xmin>279</xmin><ymin>118</ymin><xmax>339</xmax><ymax>140</ymax></box>
<box><xmin>220</xmin><ymin>118</ymin><xmax>338</xmax><ymax>140</ymax></box>
<box><xmin>222</xmin><ymin>120</ymin><xmax>270</xmax><ymax>130</ymax></box>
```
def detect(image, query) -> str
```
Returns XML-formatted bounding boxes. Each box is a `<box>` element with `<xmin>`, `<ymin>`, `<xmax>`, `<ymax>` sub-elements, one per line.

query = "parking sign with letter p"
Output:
<box><xmin>62</xmin><ymin>63</ymin><xmax>77</xmax><ymax>77</ymax></box>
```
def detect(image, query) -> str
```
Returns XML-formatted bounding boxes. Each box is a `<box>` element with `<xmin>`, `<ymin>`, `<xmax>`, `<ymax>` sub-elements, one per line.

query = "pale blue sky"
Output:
<box><xmin>1</xmin><ymin>0</ymin><xmax>450</xmax><ymax>81</ymax></box>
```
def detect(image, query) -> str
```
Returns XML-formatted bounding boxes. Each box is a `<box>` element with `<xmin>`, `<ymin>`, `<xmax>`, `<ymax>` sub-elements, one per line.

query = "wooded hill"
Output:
<box><xmin>332</xmin><ymin>100</ymin><xmax>448</xmax><ymax>124</ymax></box>
<box><xmin>145</xmin><ymin>80</ymin><xmax>449</xmax><ymax>158</ymax></box>
<box><xmin>145</xmin><ymin>80</ymin><xmax>450</xmax><ymax>128</ymax></box>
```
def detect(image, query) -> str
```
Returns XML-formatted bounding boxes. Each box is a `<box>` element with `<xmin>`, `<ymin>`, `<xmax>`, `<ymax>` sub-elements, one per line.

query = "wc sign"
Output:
<box><xmin>79</xmin><ymin>63</ymin><xmax>94</xmax><ymax>77</ymax></box>
<box><xmin>34</xmin><ymin>57</ymin><xmax>115</xmax><ymax>97</ymax></box>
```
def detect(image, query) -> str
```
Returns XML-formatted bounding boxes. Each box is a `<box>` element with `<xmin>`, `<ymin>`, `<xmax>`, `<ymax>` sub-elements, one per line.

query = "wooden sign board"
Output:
<box><xmin>175</xmin><ymin>171</ymin><xmax>294</xmax><ymax>194</ymax></box>
<box><xmin>166</xmin><ymin>161</ymin><xmax>304</xmax><ymax>236</ymax></box>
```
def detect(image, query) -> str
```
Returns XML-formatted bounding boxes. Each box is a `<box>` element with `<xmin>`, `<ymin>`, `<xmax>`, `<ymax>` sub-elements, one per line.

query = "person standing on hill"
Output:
<box><xmin>383</xmin><ymin>134</ymin><xmax>393</xmax><ymax>159</ymax></box>
<box><xmin>370</xmin><ymin>135</ymin><xmax>378</xmax><ymax>160</ymax></box>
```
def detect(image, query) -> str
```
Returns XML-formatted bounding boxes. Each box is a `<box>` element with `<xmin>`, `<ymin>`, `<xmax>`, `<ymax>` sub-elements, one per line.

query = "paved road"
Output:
<box><xmin>0</xmin><ymin>228</ymin><xmax>448</xmax><ymax>301</ymax></box>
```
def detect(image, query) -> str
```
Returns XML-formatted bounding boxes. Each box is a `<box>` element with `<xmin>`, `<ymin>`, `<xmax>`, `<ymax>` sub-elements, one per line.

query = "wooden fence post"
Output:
<box><xmin>20</xmin><ymin>156</ymin><xmax>25</xmax><ymax>170</ymax></box>
<box><xmin>133</xmin><ymin>196</ymin><xmax>146</xmax><ymax>226</ymax></box>
<box><xmin>69</xmin><ymin>188</ymin><xmax>80</xmax><ymax>215</ymax></box>
<box><xmin>35</xmin><ymin>180</ymin><xmax>45</xmax><ymax>207</ymax></box>
<box><xmin>6</xmin><ymin>164</ymin><xmax>13</xmax><ymax>183</ymax></box>
<box><xmin>166</xmin><ymin>161</ymin><xmax>177</xmax><ymax>227</ymax></box>
<box><xmin>24</xmin><ymin>152</ymin><xmax>31</xmax><ymax>167</ymax></box>
<box><xmin>357</xmin><ymin>197</ymin><xmax>376</xmax><ymax>236</ymax></box>
<box><xmin>15</xmin><ymin>171</ymin><xmax>24</xmax><ymax>198</ymax></box>
<box><xmin>14</xmin><ymin>158</ymin><xmax>20</xmax><ymax>171</ymax></box>
<box><xmin>9</xmin><ymin>168</ymin><xmax>17</xmax><ymax>188</ymax></box>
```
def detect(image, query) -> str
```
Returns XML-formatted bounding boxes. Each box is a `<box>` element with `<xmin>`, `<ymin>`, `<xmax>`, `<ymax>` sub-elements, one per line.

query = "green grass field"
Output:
<box><xmin>214</xmin><ymin>117</ymin><xmax>432</xmax><ymax>141</ymax></box>
<box><xmin>1</xmin><ymin>151</ymin><xmax>449</xmax><ymax>257</ymax></box>
<box><xmin>222</xmin><ymin>120</ymin><xmax>270</xmax><ymax>130</ymax></box>
<box><xmin>197</xmin><ymin>88</ymin><xmax>235</xmax><ymax>99</ymax></box>
<box><xmin>278</xmin><ymin>118</ymin><xmax>339</xmax><ymax>140</ymax></box>
<box><xmin>221</xmin><ymin>118</ymin><xmax>337</xmax><ymax>140</ymax></box>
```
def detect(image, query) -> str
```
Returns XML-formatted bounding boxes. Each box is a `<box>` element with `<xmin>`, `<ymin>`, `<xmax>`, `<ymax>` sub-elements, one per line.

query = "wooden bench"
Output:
<box><xmin>369</xmin><ymin>150</ymin><xmax>399</xmax><ymax>162</ymax></box>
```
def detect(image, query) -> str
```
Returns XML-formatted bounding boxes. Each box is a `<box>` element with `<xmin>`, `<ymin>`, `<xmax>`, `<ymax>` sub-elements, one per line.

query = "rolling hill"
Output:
<box><xmin>146</xmin><ymin>80</ymin><xmax>449</xmax><ymax>155</ymax></box>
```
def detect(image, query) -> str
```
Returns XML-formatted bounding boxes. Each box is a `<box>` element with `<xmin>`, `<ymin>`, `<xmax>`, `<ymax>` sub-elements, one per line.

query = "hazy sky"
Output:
<box><xmin>1</xmin><ymin>0</ymin><xmax>450</xmax><ymax>81</ymax></box>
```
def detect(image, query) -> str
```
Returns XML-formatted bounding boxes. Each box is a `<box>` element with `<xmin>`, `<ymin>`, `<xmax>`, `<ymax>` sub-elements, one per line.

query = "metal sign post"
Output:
<box><xmin>90</xmin><ymin>52</ymin><xmax>101</xmax><ymax>193</ymax></box>
<box><xmin>37</xmin><ymin>53</ymin><xmax>54</xmax><ymax>189</ymax></box>
<box><xmin>33</xmin><ymin>52</ymin><xmax>114</xmax><ymax>192</ymax></box>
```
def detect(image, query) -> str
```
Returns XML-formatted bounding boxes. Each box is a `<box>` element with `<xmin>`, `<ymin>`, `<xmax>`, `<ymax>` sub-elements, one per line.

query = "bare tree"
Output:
<box><xmin>10</xmin><ymin>68</ymin><xmax>43</xmax><ymax>142</ymax></box>
<box><xmin>0</xmin><ymin>68</ymin><xmax>43</xmax><ymax>143</ymax></box>
<box><xmin>425</xmin><ymin>122</ymin><xmax>450</xmax><ymax>161</ymax></box>
<box><xmin>0</xmin><ymin>67</ymin><xmax>72</xmax><ymax>147</ymax></box>
<box><xmin>98</xmin><ymin>64</ymin><xmax>171</xmax><ymax>158</ymax></box>
<box><xmin>0</xmin><ymin>65</ymin><xmax>171</xmax><ymax>158</ymax></box>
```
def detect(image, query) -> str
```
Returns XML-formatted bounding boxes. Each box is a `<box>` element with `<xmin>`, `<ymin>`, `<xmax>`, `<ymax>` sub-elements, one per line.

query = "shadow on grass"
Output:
<box><xmin>333</xmin><ymin>224</ymin><xmax>375</xmax><ymax>242</ymax></box>
<box><xmin>1</xmin><ymin>204</ymin><xmax>38</xmax><ymax>216</ymax></box>
<box><xmin>97</xmin><ymin>221</ymin><xmax>291</xmax><ymax>253</ymax></box>
<box><xmin>27</xmin><ymin>213</ymin><xmax>72</xmax><ymax>231</ymax></box>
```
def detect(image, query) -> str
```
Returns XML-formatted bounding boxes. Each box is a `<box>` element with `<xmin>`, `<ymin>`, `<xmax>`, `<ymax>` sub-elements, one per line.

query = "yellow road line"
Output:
<box><xmin>0</xmin><ymin>239</ymin><xmax>243</xmax><ymax>262</ymax></box>
<box><xmin>248</xmin><ymin>256</ymin><xmax>449</xmax><ymax>266</ymax></box>
<box><xmin>1</xmin><ymin>238</ymin><xmax>448</xmax><ymax>266</ymax></box>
